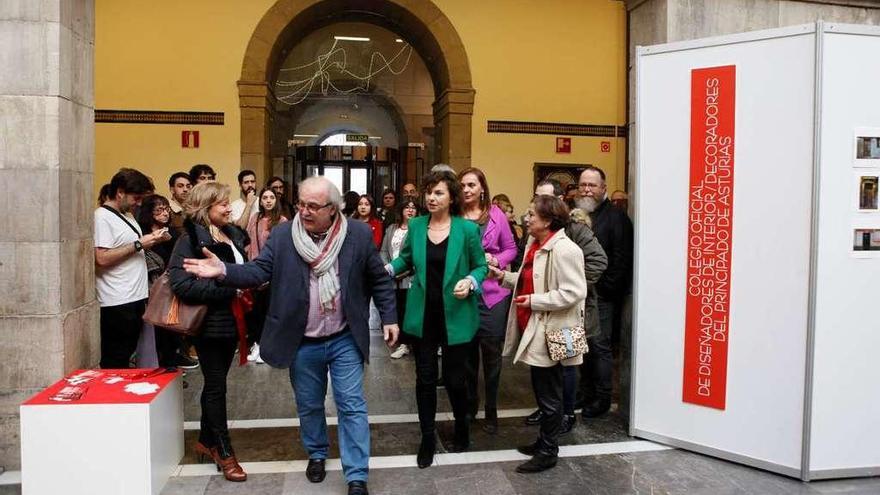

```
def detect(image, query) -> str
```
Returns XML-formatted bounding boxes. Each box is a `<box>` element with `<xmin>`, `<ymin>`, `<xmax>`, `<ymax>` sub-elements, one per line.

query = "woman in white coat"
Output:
<box><xmin>488</xmin><ymin>194</ymin><xmax>587</xmax><ymax>474</ymax></box>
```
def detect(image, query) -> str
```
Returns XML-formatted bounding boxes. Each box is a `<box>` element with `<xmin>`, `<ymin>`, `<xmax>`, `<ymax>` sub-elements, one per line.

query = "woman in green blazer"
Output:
<box><xmin>388</xmin><ymin>170</ymin><xmax>487</xmax><ymax>469</ymax></box>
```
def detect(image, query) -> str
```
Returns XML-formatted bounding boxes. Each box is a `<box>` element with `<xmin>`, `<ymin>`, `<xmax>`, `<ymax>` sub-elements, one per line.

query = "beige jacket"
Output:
<box><xmin>501</xmin><ymin>230</ymin><xmax>587</xmax><ymax>367</ymax></box>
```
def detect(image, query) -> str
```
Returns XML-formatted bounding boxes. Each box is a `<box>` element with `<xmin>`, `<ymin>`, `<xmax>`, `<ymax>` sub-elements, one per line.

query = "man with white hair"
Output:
<box><xmin>183</xmin><ymin>176</ymin><xmax>398</xmax><ymax>495</ymax></box>
<box><xmin>575</xmin><ymin>166</ymin><xmax>633</xmax><ymax>419</ymax></box>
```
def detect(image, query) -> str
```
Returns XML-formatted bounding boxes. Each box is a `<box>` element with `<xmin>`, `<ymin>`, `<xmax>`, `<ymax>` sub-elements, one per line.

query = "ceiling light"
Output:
<box><xmin>395</xmin><ymin>39</ymin><xmax>403</xmax><ymax>43</ymax></box>
<box><xmin>293</xmin><ymin>134</ymin><xmax>318</xmax><ymax>138</ymax></box>
<box><xmin>368</xmin><ymin>136</ymin><xmax>382</xmax><ymax>140</ymax></box>
<box><xmin>334</xmin><ymin>36</ymin><xmax>370</xmax><ymax>42</ymax></box>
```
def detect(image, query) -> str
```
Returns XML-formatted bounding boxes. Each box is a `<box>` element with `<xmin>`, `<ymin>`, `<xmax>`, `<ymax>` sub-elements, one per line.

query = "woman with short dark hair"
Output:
<box><xmin>489</xmin><ymin>195</ymin><xmax>587</xmax><ymax>474</ymax></box>
<box><xmin>387</xmin><ymin>170</ymin><xmax>488</xmax><ymax>469</ymax></box>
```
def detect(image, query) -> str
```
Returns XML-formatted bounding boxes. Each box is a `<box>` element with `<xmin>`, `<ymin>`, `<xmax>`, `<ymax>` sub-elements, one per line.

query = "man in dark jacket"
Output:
<box><xmin>182</xmin><ymin>177</ymin><xmax>398</xmax><ymax>495</ymax></box>
<box><xmin>576</xmin><ymin>166</ymin><xmax>634</xmax><ymax>418</ymax></box>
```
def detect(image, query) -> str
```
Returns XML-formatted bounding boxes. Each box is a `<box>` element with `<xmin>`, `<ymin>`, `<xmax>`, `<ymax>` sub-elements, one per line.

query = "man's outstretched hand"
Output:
<box><xmin>383</xmin><ymin>324</ymin><xmax>400</xmax><ymax>348</ymax></box>
<box><xmin>182</xmin><ymin>247</ymin><xmax>225</xmax><ymax>279</ymax></box>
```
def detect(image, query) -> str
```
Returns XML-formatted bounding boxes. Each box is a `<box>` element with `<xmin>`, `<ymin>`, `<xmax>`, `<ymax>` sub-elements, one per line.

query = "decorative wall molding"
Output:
<box><xmin>488</xmin><ymin>120</ymin><xmax>627</xmax><ymax>138</ymax></box>
<box><xmin>95</xmin><ymin>110</ymin><xmax>224</xmax><ymax>125</ymax></box>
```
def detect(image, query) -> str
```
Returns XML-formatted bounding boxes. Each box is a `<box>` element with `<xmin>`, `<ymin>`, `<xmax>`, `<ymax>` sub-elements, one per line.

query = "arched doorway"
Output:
<box><xmin>239</xmin><ymin>0</ymin><xmax>475</xmax><ymax>182</ymax></box>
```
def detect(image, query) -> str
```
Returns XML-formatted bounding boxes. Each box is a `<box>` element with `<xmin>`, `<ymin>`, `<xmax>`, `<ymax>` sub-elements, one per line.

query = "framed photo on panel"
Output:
<box><xmin>853</xmin><ymin>127</ymin><xmax>880</xmax><ymax>167</ymax></box>
<box><xmin>854</xmin><ymin>172</ymin><xmax>879</xmax><ymax>212</ymax></box>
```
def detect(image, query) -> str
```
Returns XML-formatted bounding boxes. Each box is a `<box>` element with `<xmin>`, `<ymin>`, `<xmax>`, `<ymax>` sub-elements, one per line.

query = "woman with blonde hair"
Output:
<box><xmin>488</xmin><ymin>195</ymin><xmax>587</xmax><ymax>474</ymax></box>
<box><xmin>168</xmin><ymin>181</ymin><xmax>250</xmax><ymax>482</ymax></box>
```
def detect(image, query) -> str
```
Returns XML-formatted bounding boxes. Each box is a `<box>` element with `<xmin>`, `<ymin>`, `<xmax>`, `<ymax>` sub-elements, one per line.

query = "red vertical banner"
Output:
<box><xmin>683</xmin><ymin>65</ymin><xmax>736</xmax><ymax>410</ymax></box>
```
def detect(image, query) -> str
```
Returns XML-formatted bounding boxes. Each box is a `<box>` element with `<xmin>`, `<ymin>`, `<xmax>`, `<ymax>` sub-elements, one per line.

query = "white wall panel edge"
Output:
<box><xmin>799</xmin><ymin>19</ymin><xmax>825</xmax><ymax>483</ymax></box>
<box><xmin>628</xmin><ymin>36</ymin><xmax>644</xmax><ymax>438</ymax></box>
<box><xmin>809</xmin><ymin>467</ymin><xmax>880</xmax><ymax>480</ymax></box>
<box><xmin>632</xmin><ymin>430</ymin><xmax>803</xmax><ymax>479</ymax></box>
<box><xmin>823</xmin><ymin>22</ymin><xmax>880</xmax><ymax>36</ymax></box>
<box><xmin>639</xmin><ymin>23</ymin><xmax>816</xmax><ymax>56</ymax></box>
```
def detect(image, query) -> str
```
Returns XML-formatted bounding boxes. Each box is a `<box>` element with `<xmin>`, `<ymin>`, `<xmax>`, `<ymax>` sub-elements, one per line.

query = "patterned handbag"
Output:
<box><xmin>539</xmin><ymin>249</ymin><xmax>589</xmax><ymax>361</ymax></box>
<box><xmin>545</xmin><ymin>325</ymin><xmax>588</xmax><ymax>361</ymax></box>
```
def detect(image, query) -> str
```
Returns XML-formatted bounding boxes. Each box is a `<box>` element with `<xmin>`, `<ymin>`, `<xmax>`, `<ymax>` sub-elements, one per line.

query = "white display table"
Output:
<box><xmin>20</xmin><ymin>368</ymin><xmax>184</xmax><ymax>495</ymax></box>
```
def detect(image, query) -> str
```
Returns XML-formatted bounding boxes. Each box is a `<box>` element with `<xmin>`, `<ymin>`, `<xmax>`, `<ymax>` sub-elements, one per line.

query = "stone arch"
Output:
<box><xmin>239</xmin><ymin>0</ymin><xmax>475</xmax><ymax>178</ymax></box>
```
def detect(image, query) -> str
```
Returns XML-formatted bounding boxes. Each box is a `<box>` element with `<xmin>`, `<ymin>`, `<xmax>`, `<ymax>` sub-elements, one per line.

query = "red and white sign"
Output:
<box><xmin>182</xmin><ymin>130</ymin><xmax>200</xmax><ymax>148</ymax></box>
<box><xmin>556</xmin><ymin>137</ymin><xmax>571</xmax><ymax>153</ymax></box>
<box><xmin>682</xmin><ymin>65</ymin><xmax>736</xmax><ymax>410</ymax></box>
<box><xmin>600</xmin><ymin>141</ymin><xmax>611</xmax><ymax>153</ymax></box>
<box><xmin>24</xmin><ymin>368</ymin><xmax>180</xmax><ymax>406</ymax></box>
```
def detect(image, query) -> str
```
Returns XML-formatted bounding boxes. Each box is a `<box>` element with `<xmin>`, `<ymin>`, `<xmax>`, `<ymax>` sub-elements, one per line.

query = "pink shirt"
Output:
<box><xmin>303</xmin><ymin>260</ymin><xmax>347</xmax><ymax>338</ymax></box>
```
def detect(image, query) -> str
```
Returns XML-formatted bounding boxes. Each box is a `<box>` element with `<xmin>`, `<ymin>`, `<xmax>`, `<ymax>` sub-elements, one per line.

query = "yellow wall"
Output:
<box><xmin>95</xmin><ymin>0</ymin><xmax>627</xmax><ymax>212</ymax></box>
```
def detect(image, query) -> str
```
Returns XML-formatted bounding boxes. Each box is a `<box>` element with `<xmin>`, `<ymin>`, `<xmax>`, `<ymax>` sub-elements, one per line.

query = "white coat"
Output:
<box><xmin>501</xmin><ymin>230</ymin><xmax>587</xmax><ymax>368</ymax></box>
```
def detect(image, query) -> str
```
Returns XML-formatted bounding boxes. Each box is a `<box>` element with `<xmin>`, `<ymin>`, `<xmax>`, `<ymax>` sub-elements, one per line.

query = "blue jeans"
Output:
<box><xmin>290</xmin><ymin>331</ymin><xmax>369</xmax><ymax>483</ymax></box>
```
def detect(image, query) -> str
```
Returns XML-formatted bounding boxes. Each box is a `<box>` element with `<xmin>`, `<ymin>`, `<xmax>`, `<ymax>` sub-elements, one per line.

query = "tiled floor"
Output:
<box><xmin>5</xmin><ymin>333</ymin><xmax>880</xmax><ymax>494</ymax></box>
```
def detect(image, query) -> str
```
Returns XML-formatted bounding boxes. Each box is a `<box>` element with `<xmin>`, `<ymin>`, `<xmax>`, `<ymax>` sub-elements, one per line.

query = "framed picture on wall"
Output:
<box><xmin>853</xmin><ymin>128</ymin><xmax>880</xmax><ymax>167</ymax></box>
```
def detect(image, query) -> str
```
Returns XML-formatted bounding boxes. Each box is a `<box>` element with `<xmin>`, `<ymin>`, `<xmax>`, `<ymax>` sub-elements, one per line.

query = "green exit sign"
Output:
<box><xmin>346</xmin><ymin>134</ymin><xmax>369</xmax><ymax>143</ymax></box>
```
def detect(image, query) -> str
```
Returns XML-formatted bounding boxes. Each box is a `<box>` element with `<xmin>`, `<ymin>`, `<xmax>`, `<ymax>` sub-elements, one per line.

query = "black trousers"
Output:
<box><xmin>155</xmin><ymin>327</ymin><xmax>184</xmax><ymax>367</ymax></box>
<box><xmin>194</xmin><ymin>336</ymin><xmax>237</xmax><ymax>447</ymax></box>
<box><xmin>99</xmin><ymin>299</ymin><xmax>146</xmax><ymax>369</ymax></box>
<box><xmin>411</xmin><ymin>338</ymin><xmax>473</xmax><ymax>436</ymax></box>
<box><xmin>530</xmin><ymin>364</ymin><xmax>564</xmax><ymax>457</ymax></box>
<box><xmin>245</xmin><ymin>287</ymin><xmax>271</xmax><ymax>346</ymax></box>
<box><xmin>466</xmin><ymin>335</ymin><xmax>504</xmax><ymax>413</ymax></box>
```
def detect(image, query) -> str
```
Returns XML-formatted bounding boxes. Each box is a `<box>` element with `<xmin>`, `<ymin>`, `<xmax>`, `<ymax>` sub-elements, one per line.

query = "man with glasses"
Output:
<box><xmin>182</xmin><ymin>176</ymin><xmax>398</xmax><ymax>495</ymax></box>
<box><xmin>575</xmin><ymin>166</ymin><xmax>633</xmax><ymax>419</ymax></box>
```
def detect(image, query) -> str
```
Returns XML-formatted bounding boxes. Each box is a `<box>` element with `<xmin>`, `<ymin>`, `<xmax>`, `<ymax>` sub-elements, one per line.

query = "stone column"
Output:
<box><xmin>238</xmin><ymin>80</ymin><xmax>276</xmax><ymax>181</ymax></box>
<box><xmin>0</xmin><ymin>0</ymin><xmax>97</xmax><ymax>469</ymax></box>
<box><xmin>432</xmin><ymin>88</ymin><xmax>475</xmax><ymax>170</ymax></box>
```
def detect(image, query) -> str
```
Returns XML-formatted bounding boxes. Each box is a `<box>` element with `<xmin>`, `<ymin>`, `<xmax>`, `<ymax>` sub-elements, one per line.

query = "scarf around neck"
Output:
<box><xmin>291</xmin><ymin>212</ymin><xmax>348</xmax><ymax>311</ymax></box>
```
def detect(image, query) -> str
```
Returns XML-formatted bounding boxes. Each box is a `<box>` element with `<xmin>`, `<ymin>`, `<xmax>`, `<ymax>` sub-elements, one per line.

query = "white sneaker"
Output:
<box><xmin>437</xmin><ymin>347</ymin><xmax>442</xmax><ymax>356</ymax></box>
<box><xmin>390</xmin><ymin>344</ymin><xmax>410</xmax><ymax>359</ymax></box>
<box><xmin>247</xmin><ymin>343</ymin><xmax>260</xmax><ymax>362</ymax></box>
<box><xmin>255</xmin><ymin>353</ymin><xmax>265</xmax><ymax>364</ymax></box>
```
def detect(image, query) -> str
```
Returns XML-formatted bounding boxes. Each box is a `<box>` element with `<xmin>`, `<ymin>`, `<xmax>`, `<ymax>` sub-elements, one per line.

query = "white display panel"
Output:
<box><xmin>632</xmin><ymin>26</ymin><xmax>817</xmax><ymax>475</ymax></box>
<box><xmin>809</xmin><ymin>25</ymin><xmax>880</xmax><ymax>478</ymax></box>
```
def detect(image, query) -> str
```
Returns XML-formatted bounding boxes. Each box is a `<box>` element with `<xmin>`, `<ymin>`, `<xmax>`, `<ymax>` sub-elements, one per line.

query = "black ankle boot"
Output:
<box><xmin>417</xmin><ymin>435</ymin><xmax>436</xmax><ymax>468</ymax></box>
<box><xmin>482</xmin><ymin>408</ymin><xmax>498</xmax><ymax>434</ymax></box>
<box><xmin>451</xmin><ymin>419</ymin><xmax>470</xmax><ymax>452</ymax></box>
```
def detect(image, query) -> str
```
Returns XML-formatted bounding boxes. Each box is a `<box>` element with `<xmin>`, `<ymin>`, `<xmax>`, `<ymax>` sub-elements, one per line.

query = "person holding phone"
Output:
<box><xmin>387</xmin><ymin>170</ymin><xmax>488</xmax><ymax>469</ymax></box>
<box><xmin>488</xmin><ymin>195</ymin><xmax>587</xmax><ymax>474</ymax></box>
<box><xmin>136</xmin><ymin>194</ymin><xmax>198</xmax><ymax>370</ymax></box>
<box><xmin>168</xmin><ymin>182</ymin><xmax>251</xmax><ymax>482</ymax></box>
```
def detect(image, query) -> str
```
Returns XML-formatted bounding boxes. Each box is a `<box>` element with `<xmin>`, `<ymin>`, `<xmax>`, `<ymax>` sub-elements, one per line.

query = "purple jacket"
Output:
<box><xmin>480</xmin><ymin>205</ymin><xmax>518</xmax><ymax>308</ymax></box>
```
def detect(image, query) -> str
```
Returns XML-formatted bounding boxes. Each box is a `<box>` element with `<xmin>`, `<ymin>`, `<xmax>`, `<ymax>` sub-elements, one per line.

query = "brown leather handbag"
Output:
<box><xmin>142</xmin><ymin>272</ymin><xmax>207</xmax><ymax>336</ymax></box>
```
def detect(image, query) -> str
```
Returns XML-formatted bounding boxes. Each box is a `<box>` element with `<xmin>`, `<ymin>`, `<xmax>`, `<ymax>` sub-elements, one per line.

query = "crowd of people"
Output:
<box><xmin>94</xmin><ymin>162</ymin><xmax>633</xmax><ymax>495</ymax></box>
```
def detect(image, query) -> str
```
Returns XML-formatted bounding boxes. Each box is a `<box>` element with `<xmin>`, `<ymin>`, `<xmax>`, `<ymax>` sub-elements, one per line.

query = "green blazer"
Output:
<box><xmin>390</xmin><ymin>215</ymin><xmax>488</xmax><ymax>345</ymax></box>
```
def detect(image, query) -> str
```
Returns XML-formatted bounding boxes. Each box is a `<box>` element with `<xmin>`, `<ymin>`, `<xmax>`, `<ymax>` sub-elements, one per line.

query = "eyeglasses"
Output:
<box><xmin>152</xmin><ymin>206</ymin><xmax>170</xmax><ymax>214</ymax></box>
<box><xmin>579</xmin><ymin>182</ymin><xmax>603</xmax><ymax>190</ymax></box>
<box><xmin>296</xmin><ymin>201</ymin><xmax>333</xmax><ymax>213</ymax></box>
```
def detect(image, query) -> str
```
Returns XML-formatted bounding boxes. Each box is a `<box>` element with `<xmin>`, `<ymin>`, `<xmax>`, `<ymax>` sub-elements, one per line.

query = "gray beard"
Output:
<box><xmin>575</xmin><ymin>196</ymin><xmax>599</xmax><ymax>213</ymax></box>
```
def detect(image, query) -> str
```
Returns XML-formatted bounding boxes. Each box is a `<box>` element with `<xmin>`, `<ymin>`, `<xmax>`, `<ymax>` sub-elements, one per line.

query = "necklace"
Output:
<box><xmin>428</xmin><ymin>222</ymin><xmax>451</xmax><ymax>231</ymax></box>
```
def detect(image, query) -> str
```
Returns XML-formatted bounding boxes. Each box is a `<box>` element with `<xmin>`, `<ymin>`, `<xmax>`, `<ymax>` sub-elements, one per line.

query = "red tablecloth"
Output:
<box><xmin>23</xmin><ymin>368</ymin><xmax>180</xmax><ymax>406</ymax></box>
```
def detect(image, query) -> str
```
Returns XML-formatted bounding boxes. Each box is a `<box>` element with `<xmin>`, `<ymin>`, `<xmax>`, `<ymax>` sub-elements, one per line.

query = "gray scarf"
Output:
<box><xmin>291</xmin><ymin>212</ymin><xmax>348</xmax><ymax>311</ymax></box>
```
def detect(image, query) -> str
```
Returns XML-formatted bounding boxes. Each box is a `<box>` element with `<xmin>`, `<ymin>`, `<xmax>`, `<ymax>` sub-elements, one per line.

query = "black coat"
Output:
<box><xmin>221</xmin><ymin>219</ymin><xmax>397</xmax><ymax>368</ymax></box>
<box><xmin>589</xmin><ymin>198</ymin><xmax>634</xmax><ymax>300</ymax></box>
<box><xmin>168</xmin><ymin>219</ymin><xmax>249</xmax><ymax>339</ymax></box>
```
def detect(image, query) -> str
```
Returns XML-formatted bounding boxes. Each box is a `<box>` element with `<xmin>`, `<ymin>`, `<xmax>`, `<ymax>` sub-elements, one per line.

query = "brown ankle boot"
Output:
<box><xmin>216</xmin><ymin>435</ymin><xmax>247</xmax><ymax>482</ymax></box>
